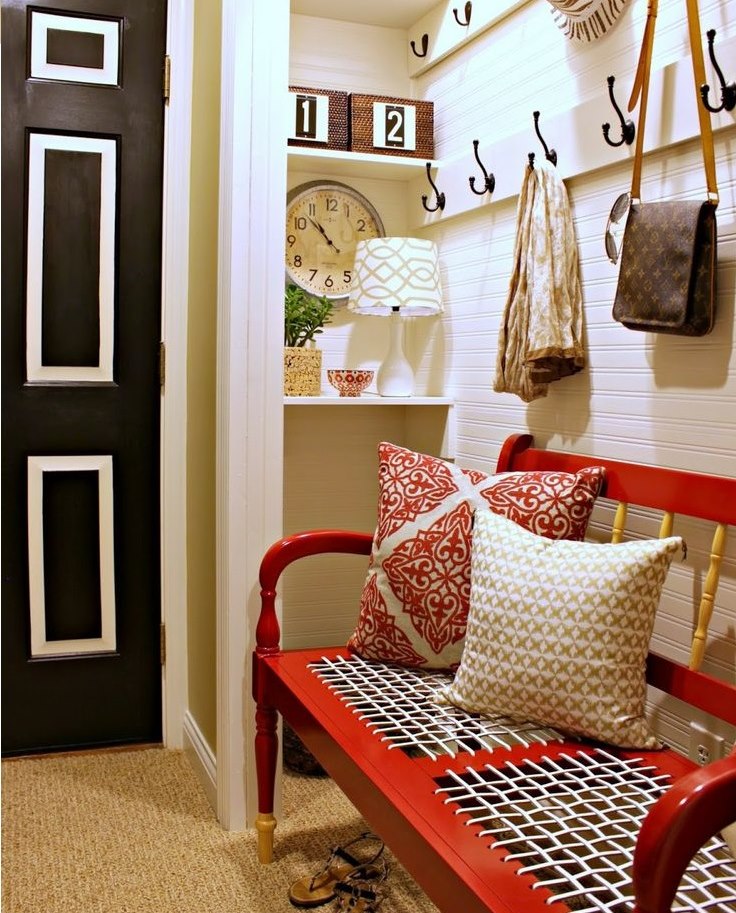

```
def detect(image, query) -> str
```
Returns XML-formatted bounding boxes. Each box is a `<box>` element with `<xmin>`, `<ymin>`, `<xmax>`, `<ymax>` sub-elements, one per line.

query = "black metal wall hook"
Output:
<box><xmin>410</xmin><ymin>33</ymin><xmax>429</xmax><ymax>58</ymax></box>
<box><xmin>468</xmin><ymin>140</ymin><xmax>495</xmax><ymax>195</ymax></box>
<box><xmin>422</xmin><ymin>162</ymin><xmax>445</xmax><ymax>212</ymax></box>
<box><xmin>700</xmin><ymin>29</ymin><xmax>736</xmax><ymax>113</ymax></box>
<box><xmin>532</xmin><ymin>111</ymin><xmax>557</xmax><ymax>166</ymax></box>
<box><xmin>602</xmin><ymin>75</ymin><xmax>635</xmax><ymax>147</ymax></box>
<box><xmin>453</xmin><ymin>2</ymin><xmax>472</xmax><ymax>26</ymax></box>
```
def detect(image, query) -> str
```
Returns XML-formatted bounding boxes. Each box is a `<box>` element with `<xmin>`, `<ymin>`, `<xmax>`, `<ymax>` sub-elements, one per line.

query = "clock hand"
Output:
<box><xmin>308</xmin><ymin>217</ymin><xmax>341</xmax><ymax>254</ymax></box>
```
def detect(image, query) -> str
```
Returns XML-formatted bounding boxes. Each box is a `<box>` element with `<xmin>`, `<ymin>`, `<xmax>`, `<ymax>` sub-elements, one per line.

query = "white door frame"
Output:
<box><xmin>160</xmin><ymin>0</ymin><xmax>288</xmax><ymax>827</ymax></box>
<box><xmin>215</xmin><ymin>0</ymin><xmax>288</xmax><ymax>830</ymax></box>
<box><xmin>161</xmin><ymin>0</ymin><xmax>194</xmax><ymax>750</ymax></box>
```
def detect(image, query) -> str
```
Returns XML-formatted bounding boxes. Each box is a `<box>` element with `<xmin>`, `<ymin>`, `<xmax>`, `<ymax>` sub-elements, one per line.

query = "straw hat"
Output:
<box><xmin>546</xmin><ymin>0</ymin><xmax>630</xmax><ymax>41</ymax></box>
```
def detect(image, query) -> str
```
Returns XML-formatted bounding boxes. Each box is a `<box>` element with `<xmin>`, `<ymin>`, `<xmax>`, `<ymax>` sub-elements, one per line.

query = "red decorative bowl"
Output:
<box><xmin>327</xmin><ymin>369</ymin><xmax>374</xmax><ymax>397</ymax></box>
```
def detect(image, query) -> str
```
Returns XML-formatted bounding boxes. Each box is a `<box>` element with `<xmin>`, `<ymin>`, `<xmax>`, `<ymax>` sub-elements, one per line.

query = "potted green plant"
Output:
<box><xmin>283</xmin><ymin>283</ymin><xmax>335</xmax><ymax>396</ymax></box>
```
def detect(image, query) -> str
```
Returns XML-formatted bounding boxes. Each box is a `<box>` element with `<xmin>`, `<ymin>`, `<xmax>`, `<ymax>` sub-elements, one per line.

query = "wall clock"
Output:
<box><xmin>285</xmin><ymin>180</ymin><xmax>385</xmax><ymax>303</ymax></box>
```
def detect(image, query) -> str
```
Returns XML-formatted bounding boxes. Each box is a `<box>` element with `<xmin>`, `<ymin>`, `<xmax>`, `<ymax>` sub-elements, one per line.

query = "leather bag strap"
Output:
<box><xmin>627</xmin><ymin>0</ymin><xmax>718</xmax><ymax>205</ymax></box>
<box><xmin>684</xmin><ymin>0</ymin><xmax>719</xmax><ymax>203</ymax></box>
<box><xmin>627</xmin><ymin>0</ymin><xmax>657</xmax><ymax>201</ymax></box>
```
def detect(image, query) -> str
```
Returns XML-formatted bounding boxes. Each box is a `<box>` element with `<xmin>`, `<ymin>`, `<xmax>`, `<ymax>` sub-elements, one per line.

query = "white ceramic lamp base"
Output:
<box><xmin>377</xmin><ymin>311</ymin><xmax>413</xmax><ymax>397</ymax></box>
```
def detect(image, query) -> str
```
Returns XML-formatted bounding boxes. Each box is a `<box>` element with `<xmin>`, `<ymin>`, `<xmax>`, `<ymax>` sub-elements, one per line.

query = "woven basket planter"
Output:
<box><xmin>284</xmin><ymin>347</ymin><xmax>322</xmax><ymax>396</ymax></box>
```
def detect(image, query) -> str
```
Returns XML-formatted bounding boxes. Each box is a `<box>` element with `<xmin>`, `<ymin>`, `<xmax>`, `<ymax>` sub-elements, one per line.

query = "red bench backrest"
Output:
<box><xmin>496</xmin><ymin>433</ymin><xmax>736</xmax><ymax>726</ymax></box>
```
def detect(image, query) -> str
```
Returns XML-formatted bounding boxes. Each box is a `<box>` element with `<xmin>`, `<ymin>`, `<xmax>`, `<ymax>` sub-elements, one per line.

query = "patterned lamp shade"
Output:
<box><xmin>347</xmin><ymin>237</ymin><xmax>443</xmax><ymax>317</ymax></box>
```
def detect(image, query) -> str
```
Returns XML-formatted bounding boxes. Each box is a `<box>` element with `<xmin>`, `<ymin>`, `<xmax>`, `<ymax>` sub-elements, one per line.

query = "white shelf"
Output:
<box><xmin>285</xmin><ymin>394</ymin><xmax>456</xmax><ymax>457</ymax></box>
<box><xmin>288</xmin><ymin>146</ymin><xmax>433</xmax><ymax>180</ymax></box>
<box><xmin>285</xmin><ymin>394</ymin><xmax>453</xmax><ymax>405</ymax></box>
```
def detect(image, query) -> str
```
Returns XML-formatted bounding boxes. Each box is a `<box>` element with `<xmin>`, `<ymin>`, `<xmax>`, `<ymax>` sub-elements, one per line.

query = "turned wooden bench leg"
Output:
<box><xmin>255</xmin><ymin>812</ymin><xmax>276</xmax><ymax>863</ymax></box>
<box><xmin>255</xmin><ymin>703</ymin><xmax>278</xmax><ymax>863</ymax></box>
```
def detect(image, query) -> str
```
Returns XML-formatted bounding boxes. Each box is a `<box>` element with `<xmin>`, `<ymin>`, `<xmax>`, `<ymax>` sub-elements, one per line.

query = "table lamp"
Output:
<box><xmin>347</xmin><ymin>237</ymin><xmax>443</xmax><ymax>397</ymax></box>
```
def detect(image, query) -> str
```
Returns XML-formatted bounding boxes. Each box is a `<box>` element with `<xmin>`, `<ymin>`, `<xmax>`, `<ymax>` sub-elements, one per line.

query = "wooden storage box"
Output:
<box><xmin>288</xmin><ymin>86</ymin><xmax>350</xmax><ymax>150</ymax></box>
<box><xmin>349</xmin><ymin>94</ymin><xmax>434</xmax><ymax>158</ymax></box>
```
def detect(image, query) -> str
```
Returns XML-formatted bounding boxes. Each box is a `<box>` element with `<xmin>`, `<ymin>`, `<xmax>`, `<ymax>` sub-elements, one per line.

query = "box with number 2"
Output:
<box><xmin>349</xmin><ymin>94</ymin><xmax>434</xmax><ymax>159</ymax></box>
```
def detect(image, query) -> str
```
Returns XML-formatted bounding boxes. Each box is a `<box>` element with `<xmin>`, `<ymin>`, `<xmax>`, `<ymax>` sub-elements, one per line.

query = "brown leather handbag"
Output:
<box><xmin>612</xmin><ymin>0</ymin><xmax>718</xmax><ymax>336</ymax></box>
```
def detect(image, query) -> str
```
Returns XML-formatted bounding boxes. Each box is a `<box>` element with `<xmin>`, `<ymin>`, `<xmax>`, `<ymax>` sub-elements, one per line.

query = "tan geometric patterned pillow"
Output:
<box><xmin>347</xmin><ymin>442</ymin><xmax>605</xmax><ymax>670</ymax></box>
<box><xmin>436</xmin><ymin>510</ymin><xmax>683</xmax><ymax>748</ymax></box>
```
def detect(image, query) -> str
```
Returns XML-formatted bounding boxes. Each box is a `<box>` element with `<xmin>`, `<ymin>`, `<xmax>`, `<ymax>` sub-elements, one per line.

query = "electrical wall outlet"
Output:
<box><xmin>688</xmin><ymin>721</ymin><xmax>725</xmax><ymax>766</ymax></box>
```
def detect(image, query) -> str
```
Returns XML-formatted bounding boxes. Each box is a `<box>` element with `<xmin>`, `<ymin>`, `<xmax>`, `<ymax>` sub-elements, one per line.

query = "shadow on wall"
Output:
<box><xmin>411</xmin><ymin>316</ymin><xmax>447</xmax><ymax>396</ymax></box>
<box><xmin>523</xmin><ymin>293</ymin><xmax>593</xmax><ymax>446</ymax></box>
<box><xmin>649</xmin><ymin>251</ymin><xmax>734</xmax><ymax>388</ymax></box>
<box><xmin>524</xmin><ymin>364</ymin><xmax>592</xmax><ymax>447</ymax></box>
<box><xmin>523</xmin><ymin>240</ymin><xmax>733</xmax><ymax>443</ymax></box>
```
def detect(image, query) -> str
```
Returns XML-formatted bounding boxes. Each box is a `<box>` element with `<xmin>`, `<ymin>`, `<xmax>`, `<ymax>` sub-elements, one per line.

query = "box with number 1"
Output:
<box><xmin>288</xmin><ymin>86</ymin><xmax>350</xmax><ymax>150</ymax></box>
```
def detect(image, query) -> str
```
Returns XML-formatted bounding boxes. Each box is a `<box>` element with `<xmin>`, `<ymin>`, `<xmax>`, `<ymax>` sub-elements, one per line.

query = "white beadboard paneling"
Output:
<box><xmin>416</xmin><ymin>0</ymin><xmax>734</xmax><ymax>162</ymax></box>
<box><xmin>425</xmin><ymin>132</ymin><xmax>736</xmax><ymax>475</ymax></box>
<box><xmin>408</xmin><ymin>50</ymin><xmax>736</xmax><ymax>228</ymax></box>
<box><xmin>428</xmin><ymin>90</ymin><xmax>735</xmax><ymax>759</ymax></box>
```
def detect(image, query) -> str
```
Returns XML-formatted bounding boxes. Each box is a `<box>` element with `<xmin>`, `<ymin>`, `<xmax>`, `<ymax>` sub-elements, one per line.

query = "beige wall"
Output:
<box><xmin>186</xmin><ymin>0</ymin><xmax>221</xmax><ymax>751</ymax></box>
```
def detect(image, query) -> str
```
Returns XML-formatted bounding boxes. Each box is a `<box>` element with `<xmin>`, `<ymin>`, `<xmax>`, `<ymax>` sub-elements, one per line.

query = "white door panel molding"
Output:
<box><xmin>27</xmin><ymin>454</ymin><xmax>117</xmax><ymax>658</ymax></box>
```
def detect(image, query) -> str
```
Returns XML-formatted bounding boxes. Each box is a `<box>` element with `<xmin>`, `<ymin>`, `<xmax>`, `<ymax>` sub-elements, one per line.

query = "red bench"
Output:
<box><xmin>253</xmin><ymin>433</ymin><xmax>736</xmax><ymax>913</ymax></box>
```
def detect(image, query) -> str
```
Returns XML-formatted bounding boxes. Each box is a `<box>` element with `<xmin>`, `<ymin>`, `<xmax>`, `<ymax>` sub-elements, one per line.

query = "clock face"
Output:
<box><xmin>285</xmin><ymin>180</ymin><xmax>384</xmax><ymax>302</ymax></box>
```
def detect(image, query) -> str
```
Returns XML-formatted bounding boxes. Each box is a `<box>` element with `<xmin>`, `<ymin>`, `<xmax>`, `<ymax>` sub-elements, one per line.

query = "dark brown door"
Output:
<box><xmin>1</xmin><ymin>0</ymin><xmax>167</xmax><ymax>754</ymax></box>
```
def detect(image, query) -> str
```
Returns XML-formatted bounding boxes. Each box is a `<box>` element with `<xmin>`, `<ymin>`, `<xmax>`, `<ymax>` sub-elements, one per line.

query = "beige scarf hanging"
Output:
<box><xmin>493</xmin><ymin>158</ymin><xmax>584</xmax><ymax>403</ymax></box>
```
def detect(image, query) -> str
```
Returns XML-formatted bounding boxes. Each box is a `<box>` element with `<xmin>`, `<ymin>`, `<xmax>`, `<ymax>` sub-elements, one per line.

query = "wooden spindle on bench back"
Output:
<box><xmin>690</xmin><ymin>521</ymin><xmax>727</xmax><ymax>670</ymax></box>
<box><xmin>495</xmin><ymin>433</ymin><xmax>735</xmax><ymax>705</ymax></box>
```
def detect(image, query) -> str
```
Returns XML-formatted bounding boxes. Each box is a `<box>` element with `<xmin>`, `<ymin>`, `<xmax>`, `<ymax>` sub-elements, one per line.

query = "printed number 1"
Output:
<box><xmin>296</xmin><ymin>95</ymin><xmax>317</xmax><ymax>138</ymax></box>
<box><xmin>385</xmin><ymin>105</ymin><xmax>405</xmax><ymax>147</ymax></box>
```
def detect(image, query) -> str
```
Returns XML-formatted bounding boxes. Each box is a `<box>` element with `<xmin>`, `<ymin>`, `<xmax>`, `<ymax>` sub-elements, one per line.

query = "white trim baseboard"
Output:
<box><xmin>183</xmin><ymin>711</ymin><xmax>217</xmax><ymax>811</ymax></box>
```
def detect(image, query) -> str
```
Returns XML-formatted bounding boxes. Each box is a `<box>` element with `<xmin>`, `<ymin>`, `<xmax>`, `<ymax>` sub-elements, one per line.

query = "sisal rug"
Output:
<box><xmin>2</xmin><ymin>747</ymin><xmax>438</xmax><ymax>913</ymax></box>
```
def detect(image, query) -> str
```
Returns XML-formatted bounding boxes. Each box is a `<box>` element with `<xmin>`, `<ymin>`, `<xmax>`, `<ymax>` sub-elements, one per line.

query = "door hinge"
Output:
<box><xmin>163</xmin><ymin>55</ymin><xmax>171</xmax><ymax>104</ymax></box>
<box><xmin>160</xmin><ymin>623</ymin><xmax>166</xmax><ymax>665</ymax></box>
<box><xmin>159</xmin><ymin>341</ymin><xmax>166</xmax><ymax>389</ymax></box>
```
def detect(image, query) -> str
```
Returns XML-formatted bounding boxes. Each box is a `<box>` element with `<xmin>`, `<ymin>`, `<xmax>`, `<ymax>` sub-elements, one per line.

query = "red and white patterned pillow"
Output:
<box><xmin>347</xmin><ymin>442</ymin><xmax>605</xmax><ymax>669</ymax></box>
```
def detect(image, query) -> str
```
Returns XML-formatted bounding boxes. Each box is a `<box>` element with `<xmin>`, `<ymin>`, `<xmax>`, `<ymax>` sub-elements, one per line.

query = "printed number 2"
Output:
<box><xmin>296</xmin><ymin>95</ymin><xmax>317</xmax><ymax>138</ymax></box>
<box><xmin>385</xmin><ymin>105</ymin><xmax>405</xmax><ymax>147</ymax></box>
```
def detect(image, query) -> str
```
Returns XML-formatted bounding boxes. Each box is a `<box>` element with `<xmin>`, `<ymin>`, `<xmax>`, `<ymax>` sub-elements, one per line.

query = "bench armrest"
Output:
<box><xmin>633</xmin><ymin>752</ymin><xmax>736</xmax><ymax>913</ymax></box>
<box><xmin>256</xmin><ymin>529</ymin><xmax>372</xmax><ymax>654</ymax></box>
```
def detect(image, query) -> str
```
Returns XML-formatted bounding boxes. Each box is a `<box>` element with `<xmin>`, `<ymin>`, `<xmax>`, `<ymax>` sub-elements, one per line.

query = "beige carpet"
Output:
<box><xmin>2</xmin><ymin>747</ymin><xmax>438</xmax><ymax>913</ymax></box>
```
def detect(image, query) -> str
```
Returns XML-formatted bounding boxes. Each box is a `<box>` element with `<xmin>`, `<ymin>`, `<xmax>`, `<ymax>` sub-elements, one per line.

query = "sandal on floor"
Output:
<box><xmin>288</xmin><ymin>832</ymin><xmax>385</xmax><ymax>908</ymax></box>
<box><xmin>334</xmin><ymin>860</ymin><xmax>389</xmax><ymax>912</ymax></box>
